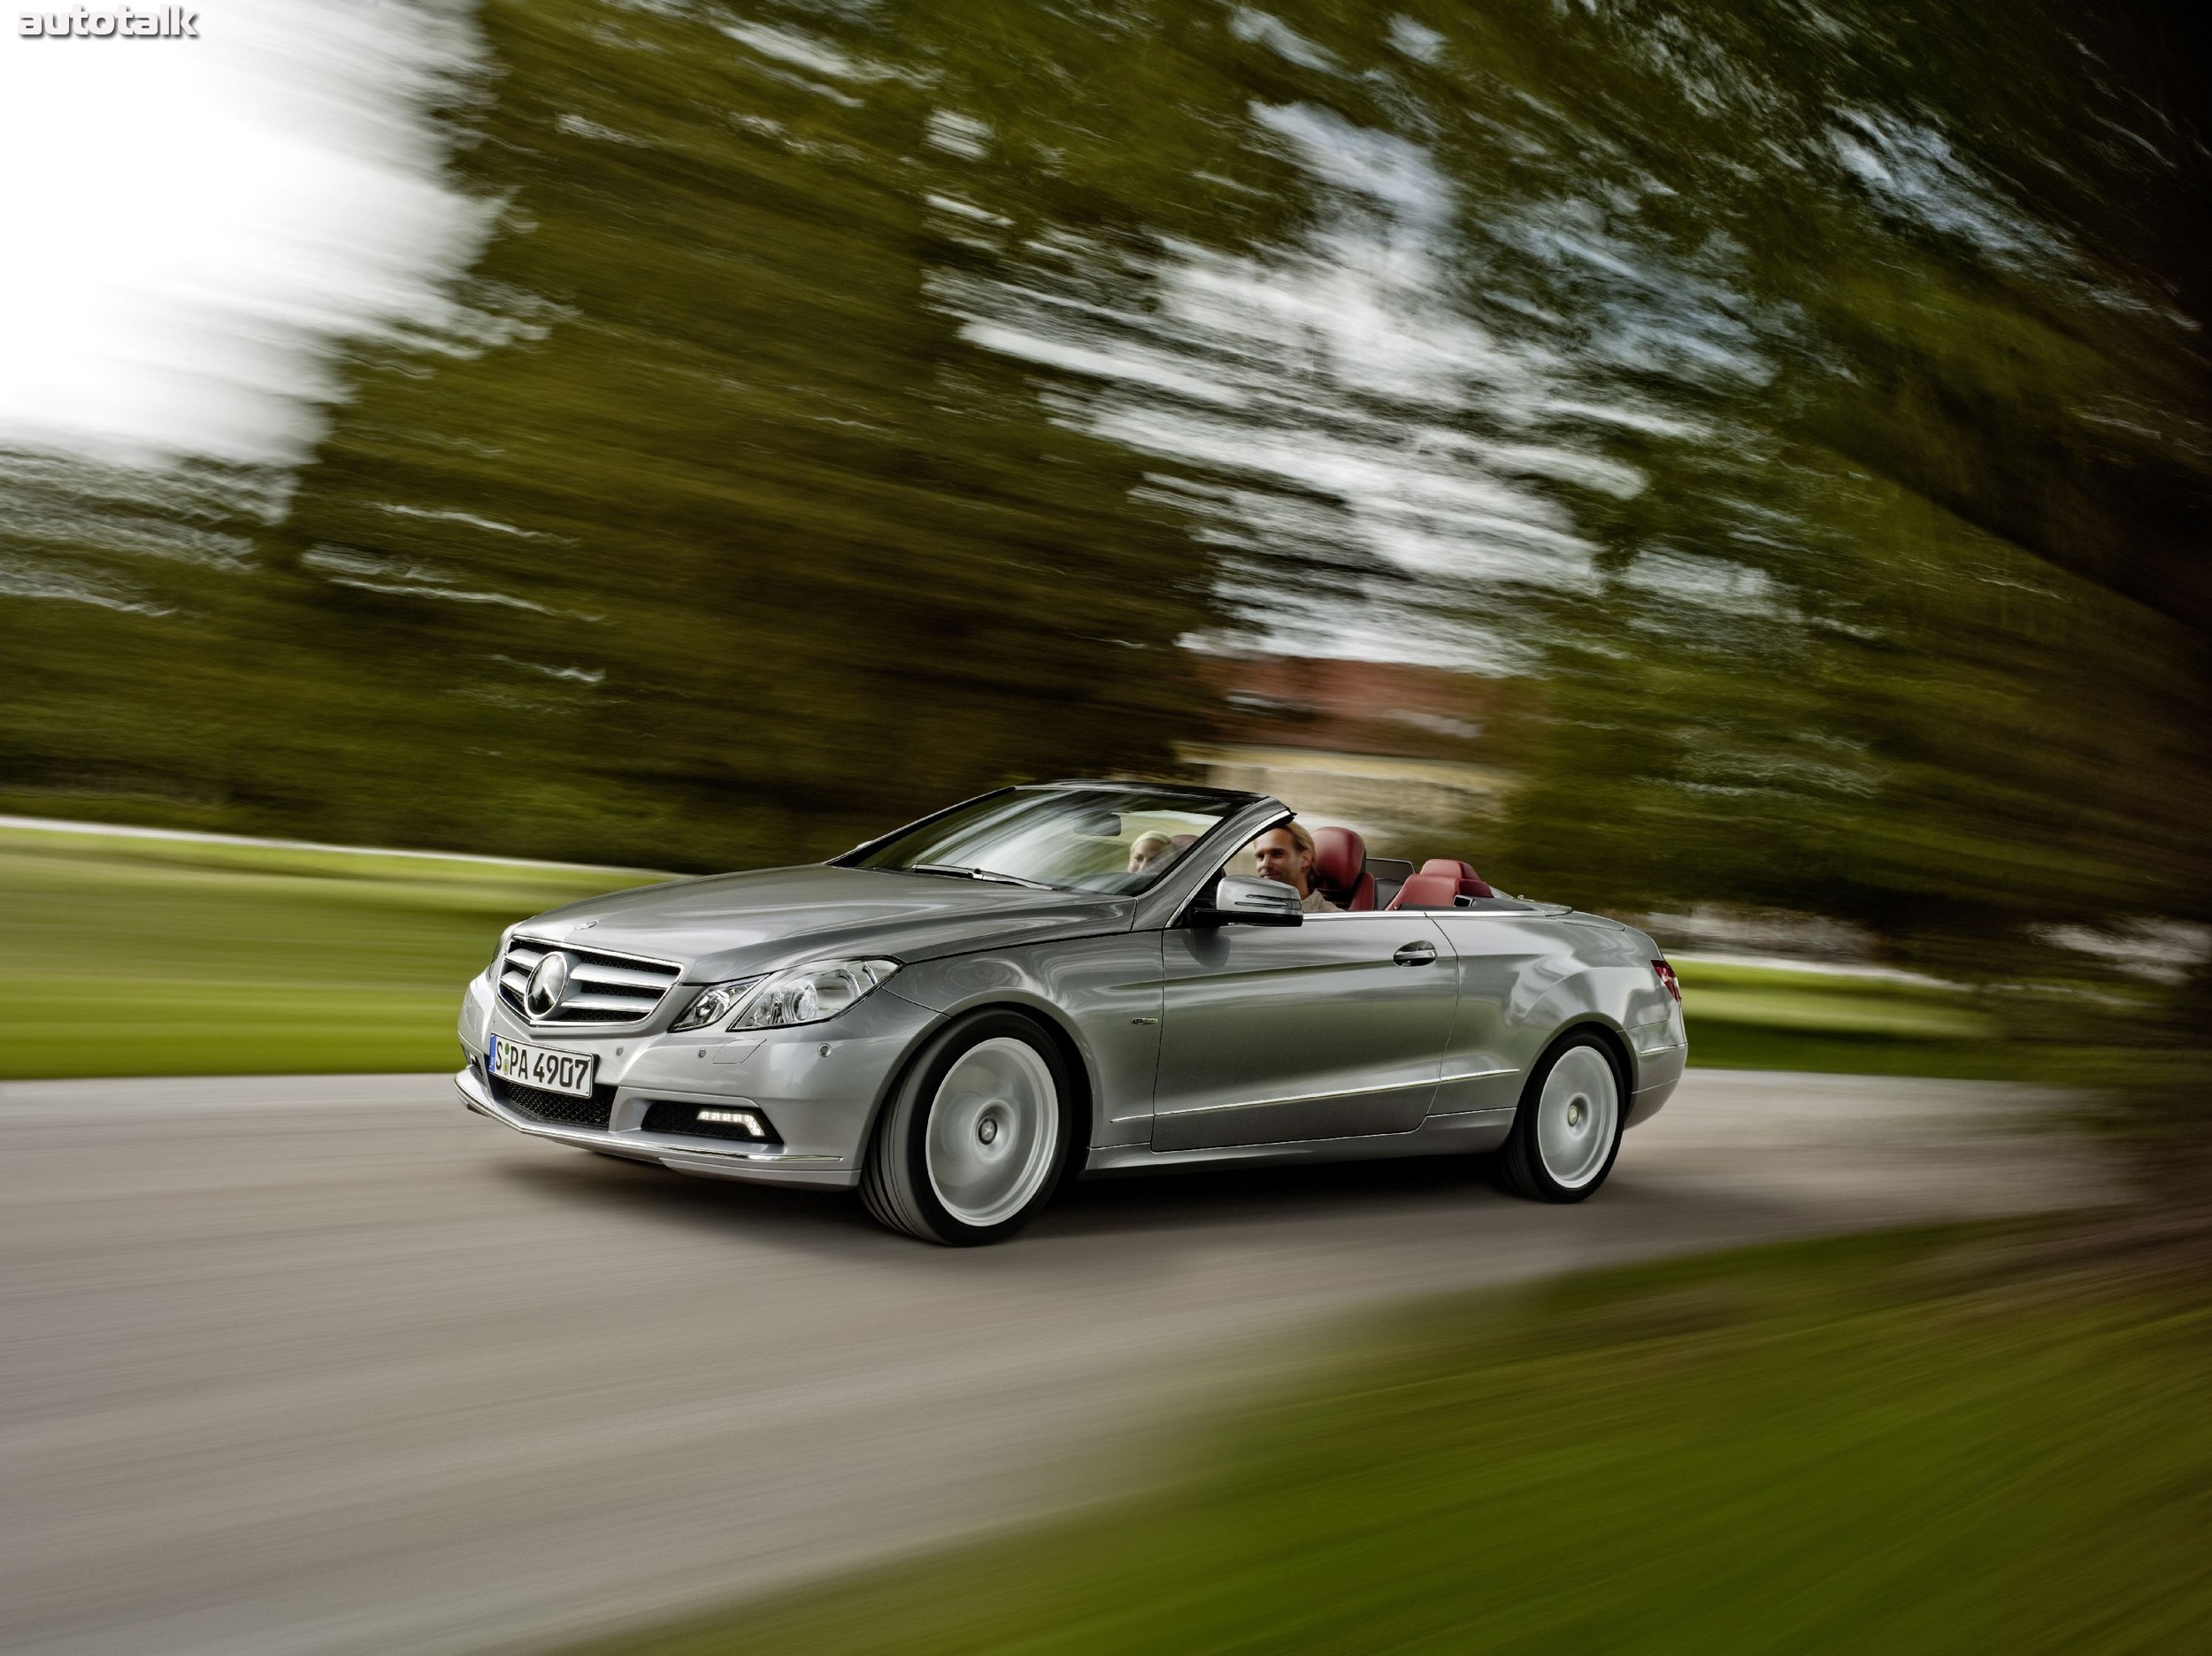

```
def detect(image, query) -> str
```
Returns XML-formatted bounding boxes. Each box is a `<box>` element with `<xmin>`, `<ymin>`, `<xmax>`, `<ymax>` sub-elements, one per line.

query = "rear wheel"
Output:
<box><xmin>1499</xmin><ymin>1031</ymin><xmax>1624</xmax><ymax>1202</ymax></box>
<box><xmin>862</xmin><ymin>1010</ymin><xmax>1075</xmax><ymax>1245</ymax></box>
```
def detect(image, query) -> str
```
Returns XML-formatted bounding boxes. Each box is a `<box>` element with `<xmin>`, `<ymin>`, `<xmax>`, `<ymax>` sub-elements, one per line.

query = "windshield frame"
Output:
<box><xmin>831</xmin><ymin>783</ymin><xmax>1264</xmax><ymax>896</ymax></box>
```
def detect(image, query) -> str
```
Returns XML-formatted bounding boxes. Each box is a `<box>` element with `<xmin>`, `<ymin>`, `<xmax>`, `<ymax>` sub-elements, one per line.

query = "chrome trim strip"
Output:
<box><xmin>515</xmin><ymin>1007</ymin><xmax>657</xmax><ymax>1030</ymax></box>
<box><xmin>567</xmin><ymin>960</ymin><xmax>680</xmax><ymax>990</ymax></box>
<box><xmin>510</xmin><ymin>933</ymin><xmax>685</xmax><ymax>974</ymax></box>
<box><xmin>1439</xmin><ymin>1064</ymin><xmax>1516</xmax><ymax>1083</ymax></box>
<box><xmin>1152</xmin><ymin>1072</ymin><xmax>1440</xmax><ymax>1120</ymax></box>
<box><xmin>1292</xmin><ymin>910</ymin><xmax>1457</xmax><ymax>923</ymax></box>
<box><xmin>553</xmin><ymin>990</ymin><xmax>666</xmax><ymax>1014</ymax></box>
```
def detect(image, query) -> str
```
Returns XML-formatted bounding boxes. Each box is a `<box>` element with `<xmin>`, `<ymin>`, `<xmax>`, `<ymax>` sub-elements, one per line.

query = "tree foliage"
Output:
<box><xmin>3</xmin><ymin>3</ymin><xmax>2206</xmax><ymax>1062</ymax></box>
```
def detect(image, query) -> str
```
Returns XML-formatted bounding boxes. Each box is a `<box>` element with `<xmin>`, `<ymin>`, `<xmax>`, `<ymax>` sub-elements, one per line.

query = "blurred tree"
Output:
<box><xmin>1461</xmin><ymin>0</ymin><xmax>2212</xmax><ymax>1179</ymax></box>
<box><xmin>4</xmin><ymin>0</ymin><xmax>1248</xmax><ymax>868</ymax></box>
<box><xmin>3</xmin><ymin>1</ymin><xmax>2206</xmax><ymax>1175</ymax></box>
<box><xmin>248</xmin><ymin>0</ymin><xmax>1256</xmax><ymax>868</ymax></box>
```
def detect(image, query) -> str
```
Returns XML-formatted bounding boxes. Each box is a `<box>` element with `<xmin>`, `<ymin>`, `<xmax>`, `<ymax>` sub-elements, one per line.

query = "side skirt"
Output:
<box><xmin>1079</xmin><ymin>1107</ymin><xmax>1515</xmax><ymax>1178</ymax></box>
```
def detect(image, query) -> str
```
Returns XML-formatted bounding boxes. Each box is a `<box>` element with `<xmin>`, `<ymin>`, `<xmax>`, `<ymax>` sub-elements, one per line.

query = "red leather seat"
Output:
<box><xmin>1385</xmin><ymin>870</ymin><xmax>1461</xmax><ymax>910</ymax></box>
<box><xmin>1310</xmin><ymin>826</ymin><xmax>1377</xmax><ymax>911</ymax></box>
<box><xmin>1420</xmin><ymin>857</ymin><xmax>1494</xmax><ymax>900</ymax></box>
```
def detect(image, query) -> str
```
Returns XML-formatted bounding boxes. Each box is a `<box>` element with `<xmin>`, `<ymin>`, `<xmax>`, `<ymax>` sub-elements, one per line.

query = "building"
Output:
<box><xmin>1176</xmin><ymin>655</ymin><xmax>1532</xmax><ymax>859</ymax></box>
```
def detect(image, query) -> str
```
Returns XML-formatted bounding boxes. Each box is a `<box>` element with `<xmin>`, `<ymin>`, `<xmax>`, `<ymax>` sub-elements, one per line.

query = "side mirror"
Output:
<box><xmin>1204</xmin><ymin>875</ymin><xmax>1304</xmax><ymax>926</ymax></box>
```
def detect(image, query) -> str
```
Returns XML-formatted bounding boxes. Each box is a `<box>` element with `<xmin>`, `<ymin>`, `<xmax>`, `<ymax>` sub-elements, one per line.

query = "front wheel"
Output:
<box><xmin>1498</xmin><ymin>1031</ymin><xmax>1625</xmax><ymax>1203</ymax></box>
<box><xmin>862</xmin><ymin>1010</ymin><xmax>1075</xmax><ymax>1245</ymax></box>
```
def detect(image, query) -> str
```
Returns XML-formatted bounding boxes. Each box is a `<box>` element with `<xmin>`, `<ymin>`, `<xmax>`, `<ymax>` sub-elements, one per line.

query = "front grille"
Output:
<box><xmin>498</xmin><ymin>937</ymin><xmax>682</xmax><ymax>1027</ymax></box>
<box><xmin>492</xmin><ymin>1075</ymin><xmax>616</xmax><ymax>1130</ymax></box>
<box><xmin>641</xmin><ymin>1099</ymin><xmax>781</xmax><ymax>1145</ymax></box>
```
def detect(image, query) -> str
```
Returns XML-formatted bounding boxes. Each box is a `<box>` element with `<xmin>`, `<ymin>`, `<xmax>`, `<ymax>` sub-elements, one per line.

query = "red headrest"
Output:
<box><xmin>1310</xmin><ymin>826</ymin><xmax>1366</xmax><ymax>891</ymax></box>
<box><xmin>1386</xmin><ymin>871</ymin><xmax>1462</xmax><ymax>910</ymax></box>
<box><xmin>1420</xmin><ymin>858</ymin><xmax>1494</xmax><ymax>900</ymax></box>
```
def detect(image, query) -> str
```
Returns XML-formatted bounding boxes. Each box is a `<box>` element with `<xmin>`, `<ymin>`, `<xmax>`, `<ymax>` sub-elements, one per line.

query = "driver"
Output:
<box><xmin>1247</xmin><ymin>822</ymin><xmax>1340</xmax><ymax>912</ymax></box>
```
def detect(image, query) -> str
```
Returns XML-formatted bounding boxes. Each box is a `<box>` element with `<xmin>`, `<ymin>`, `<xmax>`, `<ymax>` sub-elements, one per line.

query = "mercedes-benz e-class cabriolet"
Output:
<box><xmin>455</xmin><ymin>781</ymin><xmax>1686</xmax><ymax>1245</ymax></box>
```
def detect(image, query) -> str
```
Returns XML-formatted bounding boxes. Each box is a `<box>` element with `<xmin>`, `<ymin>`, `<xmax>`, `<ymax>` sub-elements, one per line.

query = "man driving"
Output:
<box><xmin>1248</xmin><ymin>822</ymin><xmax>1340</xmax><ymax>912</ymax></box>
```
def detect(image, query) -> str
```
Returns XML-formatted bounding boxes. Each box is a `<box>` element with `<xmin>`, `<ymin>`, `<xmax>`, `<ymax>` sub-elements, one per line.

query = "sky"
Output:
<box><xmin>0</xmin><ymin>0</ymin><xmax>486</xmax><ymax>470</ymax></box>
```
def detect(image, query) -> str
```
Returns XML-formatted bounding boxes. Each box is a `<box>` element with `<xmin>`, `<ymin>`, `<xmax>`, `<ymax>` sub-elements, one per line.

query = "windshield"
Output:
<box><xmin>850</xmin><ymin>786</ymin><xmax>1242</xmax><ymax>894</ymax></box>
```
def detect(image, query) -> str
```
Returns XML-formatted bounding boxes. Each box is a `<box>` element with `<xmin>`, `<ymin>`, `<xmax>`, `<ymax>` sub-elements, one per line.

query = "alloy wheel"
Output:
<box><xmin>1534</xmin><ymin>1043</ymin><xmax>1620</xmax><ymax>1190</ymax></box>
<box><xmin>924</xmin><ymin>1036</ymin><xmax>1062</xmax><ymax>1227</ymax></box>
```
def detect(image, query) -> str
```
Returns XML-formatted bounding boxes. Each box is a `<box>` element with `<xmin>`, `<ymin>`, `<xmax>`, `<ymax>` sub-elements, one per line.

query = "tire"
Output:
<box><xmin>1498</xmin><ymin>1030</ymin><xmax>1626</xmax><ymax>1203</ymax></box>
<box><xmin>862</xmin><ymin>1009</ymin><xmax>1077</xmax><ymax>1246</ymax></box>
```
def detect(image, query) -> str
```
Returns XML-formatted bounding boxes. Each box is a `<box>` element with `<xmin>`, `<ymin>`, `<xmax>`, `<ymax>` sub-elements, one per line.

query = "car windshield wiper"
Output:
<box><xmin>907</xmin><ymin>862</ymin><xmax>1059</xmax><ymax>890</ymax></box>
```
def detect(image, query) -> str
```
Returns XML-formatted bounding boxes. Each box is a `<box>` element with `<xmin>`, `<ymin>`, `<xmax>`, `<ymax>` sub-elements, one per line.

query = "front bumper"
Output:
<box><xmin>454</xmin><ymin>970</ymin><xmax>941</xmax><ymax>1190</ymax></box>
<box><xmin>454</xmin><ymin>1062</ymin><xmax>860</xmax><ymax>1188</ymax></box>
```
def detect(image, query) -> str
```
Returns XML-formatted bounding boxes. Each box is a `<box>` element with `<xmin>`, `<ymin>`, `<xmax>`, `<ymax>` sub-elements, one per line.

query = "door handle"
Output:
<box><xmin>1393</xmin><ymin>941</ymin><xmax>1438</xmax><ymax>966</ymax></box>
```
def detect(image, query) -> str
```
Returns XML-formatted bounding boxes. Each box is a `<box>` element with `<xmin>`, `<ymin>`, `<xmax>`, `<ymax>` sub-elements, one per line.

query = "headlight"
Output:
<box><xmin>671</xmin><ymin>959</ymin><xmax>900</xmax><ymax>1033</ymax></box>
<box><xmin>671</xmin><ymin>976</ymin><xmax>766</xmax><ymax>1031</ymax></box>
<box><xmin>735</xmin><ymin>958</ymin><xmax>902</xmax><ymax>1030</ymax></box>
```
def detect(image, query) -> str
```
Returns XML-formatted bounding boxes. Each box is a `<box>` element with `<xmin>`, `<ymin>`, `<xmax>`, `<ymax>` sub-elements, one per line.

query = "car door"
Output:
<box><xmin>1151</xmin><ymin>911</ymin><xmax>1458</xmax><ymax>1151</ymax></box>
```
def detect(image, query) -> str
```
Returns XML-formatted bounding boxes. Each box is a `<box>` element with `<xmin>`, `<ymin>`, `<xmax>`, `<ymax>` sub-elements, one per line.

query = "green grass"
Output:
<box><xmin>559</xmin><ymin>1225</ymin><xmax>2212</xmax><ymax>1656</ymax></box>
<box><xmin>1670</xmin><ymin>957</ymin><xmax>2078</xmax><ymax>1081</ymax></box>
<box><xmin>0</xmin><ymin>824</ymin><xmax>667</xmax><ymax>1078</ymax></box>
<box><xmin>1677</xmin><ymin>957</ymin><xmax>1992</xmax><ymax>1040</ymax></box>
<box><xmin>0</xmin><ymin>822</ymin><xmax>2062</xmax><ymax>1082</ymax></box>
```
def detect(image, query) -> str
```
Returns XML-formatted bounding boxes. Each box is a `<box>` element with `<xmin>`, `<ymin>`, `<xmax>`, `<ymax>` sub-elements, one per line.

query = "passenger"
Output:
<box><xmin>1126</xmin><ymin>831</ymin><xmax>1175</xmax><ymax>874</ymax></box>
<box><xmin>1247</xmin><ymin>822</ymin><xmax>1340</xmax><ymax>912</ymax></box>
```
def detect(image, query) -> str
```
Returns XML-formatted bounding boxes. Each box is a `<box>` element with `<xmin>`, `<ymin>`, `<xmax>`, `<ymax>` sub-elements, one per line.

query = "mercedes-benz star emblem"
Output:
<box><xmin>525</xmin><ymin>951</ymin><xmax>572</xmax><ymax>1019</ymax></box>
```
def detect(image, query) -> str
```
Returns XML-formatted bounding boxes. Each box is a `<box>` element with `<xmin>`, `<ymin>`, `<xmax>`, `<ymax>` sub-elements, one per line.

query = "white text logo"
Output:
<box><xmin>19</xmin><ymin>8</ymin><xmax>198</xmax><ymax>34</ymax></box>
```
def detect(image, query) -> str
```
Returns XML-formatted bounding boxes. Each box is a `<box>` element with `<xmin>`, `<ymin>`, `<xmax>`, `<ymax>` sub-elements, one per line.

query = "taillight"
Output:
<box><xmin>1651</xmin><ymin>959</ymin><xmax>1681</xmax><ymax>1003</ymax></box>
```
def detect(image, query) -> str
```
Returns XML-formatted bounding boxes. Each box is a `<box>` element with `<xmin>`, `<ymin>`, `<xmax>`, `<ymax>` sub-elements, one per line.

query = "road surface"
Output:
<box><xmin>0</xmin><ymin>1070</ymin><xmax>2108</xmax><ymax>1656</ymax></box>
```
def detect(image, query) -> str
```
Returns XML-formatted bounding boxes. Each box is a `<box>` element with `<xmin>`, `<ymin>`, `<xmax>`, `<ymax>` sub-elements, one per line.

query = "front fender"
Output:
<box><xmin>886</xmin><ymin>933</ymin><xmax>1165</xmax><ymax>1147</ymax></box>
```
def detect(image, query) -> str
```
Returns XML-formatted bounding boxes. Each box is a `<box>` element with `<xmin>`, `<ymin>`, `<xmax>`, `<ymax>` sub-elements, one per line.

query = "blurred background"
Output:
<box><xmin>4</xmin><ymin>0</ymin><xmax>2206</xmax><ymax>1115</ymax></box>
<box><xmin>4</xmin><ymin>4</ymin><xmax>2211</xmax><ymax>1651</ymax></box>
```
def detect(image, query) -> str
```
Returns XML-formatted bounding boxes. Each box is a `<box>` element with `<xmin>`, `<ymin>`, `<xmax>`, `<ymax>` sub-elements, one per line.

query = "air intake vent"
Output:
<box><xmin>492</xmin><ymin>1075</ymin><xmax>616</xmax><ymax>1130</ymax></box>
<box><xmin>498</xmin><ymin>937</ymin><xmax>682</xmax><ymax>1027</ymax></box>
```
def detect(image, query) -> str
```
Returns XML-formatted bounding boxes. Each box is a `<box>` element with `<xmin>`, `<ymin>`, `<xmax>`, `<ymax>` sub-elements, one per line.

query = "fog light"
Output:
<box><xmin>640</xmin><ymin>1100</ymin><xmax>780</xmax><ymax>1143</ymax></box>
<box><xmin>699</xmin><ymin>1108</ymin><xmax>766</xmax><ymax>1135</ymax></box>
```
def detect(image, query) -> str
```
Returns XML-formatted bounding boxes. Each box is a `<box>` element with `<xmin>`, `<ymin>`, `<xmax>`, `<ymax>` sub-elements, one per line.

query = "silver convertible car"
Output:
<box><xmin>455</xmin><ymin>782</ymin><xmax>1687</xmax><ymax>1245</ymax></box>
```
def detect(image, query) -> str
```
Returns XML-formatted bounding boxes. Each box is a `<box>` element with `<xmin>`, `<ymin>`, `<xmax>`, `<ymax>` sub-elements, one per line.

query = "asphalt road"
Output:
<box><xmin>1</xmin><ymin>1070</ymin><xmax>2108</xmax><ymax>1656</ymax></box>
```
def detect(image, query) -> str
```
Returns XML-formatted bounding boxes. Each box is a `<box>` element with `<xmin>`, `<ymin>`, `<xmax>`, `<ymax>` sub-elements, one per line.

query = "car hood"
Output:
<box><xmin>515</xmin><ymin>863</ymin><xmax>1135</xmax><ymax>981</ymax></box>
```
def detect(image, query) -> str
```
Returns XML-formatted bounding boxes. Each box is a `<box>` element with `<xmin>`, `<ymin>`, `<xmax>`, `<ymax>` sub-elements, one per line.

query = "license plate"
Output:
<box><xmin>489</xmin><ymin>1035</ymin><xmax>595</xmax><ymax>1099</ymax></box>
